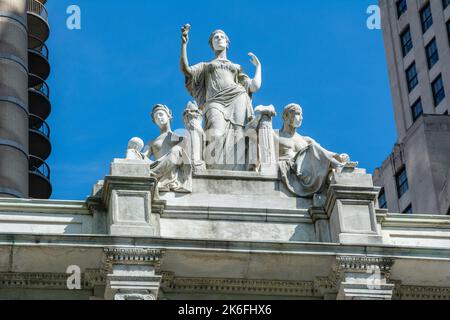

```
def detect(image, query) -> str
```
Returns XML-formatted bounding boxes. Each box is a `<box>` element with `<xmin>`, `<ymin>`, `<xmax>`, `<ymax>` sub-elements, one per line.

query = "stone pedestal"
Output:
<box><xmin>101</xmin><ymin>160</ymin><xmax>161</xmax><ymax>237</ymax></box>
<box><xmin>103</xmin><ymin>248</ymin><xmax>163</xmax><ymax>300</ymax></box>
<box><xmin>325</xmin><ymin>171</ymin><xmax>383</xmax><ymax>245</ymax></box>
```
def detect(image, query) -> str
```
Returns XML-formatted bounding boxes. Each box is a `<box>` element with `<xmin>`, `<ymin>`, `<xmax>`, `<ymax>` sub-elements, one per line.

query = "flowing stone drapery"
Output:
<box><xmin>185</xmin><ymin>61</ymin><xmax>254</xmax><ymax>125</ymax></box>
<box><xmin>276</xmin><ymin>103</ymin><xmax>350</xmax><ymax>198</ymax></box>
<box><xmin>183</xmin><ymin>101</ymin><xmax>207</xmax><ymax>172</ymax></box>
<box><xmin>185</xmin><ymin>61</ymin><xmax>255</xmax><ymax>170</ymax></box>
<box><xmin>180</xmin><ymin>26</ymin><xmax>262</xmax><ymax>171</ymax></box>
<box><xmin>279</xmin><ymin>140</ymin><xmax>346</xmax><ymax>198</ymax></box>
<box><xmin>149</xmin><ymin>145</ymin><xmax>192</xmax><ymax>193</ymax></box>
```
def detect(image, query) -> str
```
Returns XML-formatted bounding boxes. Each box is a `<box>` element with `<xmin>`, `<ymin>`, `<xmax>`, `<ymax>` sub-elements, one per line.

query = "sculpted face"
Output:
<box><xmin>292</xmin><ymin>110</ymin><xmax>303</xmax><ymax>128</ymax></box>
<box><xmin>153</xmin><ymin>110</ymin><xmax>170</xmax><ymax>128</ymax></box>
<box><xmin>212</xmin><ymin>32</ymin><xmax>228</xmax><ymax>52</ymax></box>
<box><xmin>284</xmin><ymin>108</ymin><xmax>303</xmax><ymax>129</ymax></box>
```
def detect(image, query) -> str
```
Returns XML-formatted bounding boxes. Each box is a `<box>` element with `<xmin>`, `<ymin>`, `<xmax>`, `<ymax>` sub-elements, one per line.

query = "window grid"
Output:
<box><xmin>420</xmin><ymin>3</ymin><xmax>433</xmax><ymax>33</ymax></box>
<box><xmin>403</xmin><ymin>204</ymin><xmax>413</xmax><ymax>214</ymax></box>
<box><xmin>432</xmin><ymin>75</ymin><xmax>446</xmax><ymax>107</ymax></box>
<box><xmin>400</xmin><ymin>27</ymin><xmax>413</xmax><ymax>57</ymax></box>
<box><xmin>425</xmin><ymin>38</ymin><xmax>439</xmax><ymax>69</ymax></box>
<box><xmin>411</xmin><ymin>98</ymin><xmax>423</xmax><ymax>122</ymax></box>
<box><xmin>396</xmin><ymin>168</ymin><xmax>409</xmax><ymax>198</ymax></box>
<box><xmin>406</xmin><ymin>63</ymin><xmax>419</xmax><ymax>92</ymax></box>
<box><xmin>447</xmin><ymin>20</ymin><xmax>450</xmax><ymax>45</ymax></box>
<box><xmin>443</xmin><ymin>0</ymin><xmax>449</xmax><ymax>9</ymax></box>
<box><xmin>378</xmin><ymin>189</ymin><xmax>388</xmax><ymax>209</ymax></box>
<box><xmin>397</xmin><ymin>0</ymin><xmax>408</xmax><ymax>18</ymax></box>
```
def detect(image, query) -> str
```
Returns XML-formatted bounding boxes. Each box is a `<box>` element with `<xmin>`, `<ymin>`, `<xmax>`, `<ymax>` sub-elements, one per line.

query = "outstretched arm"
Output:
<box><xmin>248</xmin><ymin>53</ymin><xmax>262</xmax><ymax>93</ymax></box>
<box><xmin>142</xmin><ymin>143</ymin><xmax>153</xmax><ymax>160</ymax></box>
<box><xmin>180</xmin><ymin>24</ymin><xmax>192</xmax><ymax>76</ymax></box>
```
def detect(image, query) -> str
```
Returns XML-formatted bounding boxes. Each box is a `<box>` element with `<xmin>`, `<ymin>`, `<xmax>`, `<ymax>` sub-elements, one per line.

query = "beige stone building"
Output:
<box><xmin>374</xmin><ymin>0</ymin><xmax>450</xmax><ymax>215</ymax></box>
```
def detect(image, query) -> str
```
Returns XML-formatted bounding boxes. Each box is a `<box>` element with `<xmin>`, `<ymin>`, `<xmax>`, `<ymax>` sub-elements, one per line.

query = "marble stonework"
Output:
<box><xmin>0</xmin><ymin>158</ymin><xmax>450</xmax><ymax>300</ymax></box>
<box><xmin>0</xmin><ymin>24</ymin><xmax>450</xmax><ymax>300</ymax></box>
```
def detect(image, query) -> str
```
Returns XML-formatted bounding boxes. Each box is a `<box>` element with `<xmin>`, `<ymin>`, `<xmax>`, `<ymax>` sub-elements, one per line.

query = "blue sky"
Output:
<box><xmin>45</xmin><ymin>0</ymin><xmax>396</xmax><ymax>200</ymax></box>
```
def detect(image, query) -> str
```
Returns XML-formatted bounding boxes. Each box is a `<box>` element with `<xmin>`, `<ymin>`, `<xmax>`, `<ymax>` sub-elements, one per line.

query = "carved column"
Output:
<box><xmin>103</xmin><ymin>248</ymin><xmax>163</xmax><ymax>300</ymax></box>
<box><xmin>325</xmin><ymin>170</ymin><xmax>383</xmax><ymax>245</ymax></box>
<box><xmin>256</xmin><ymin>107</ymin><xmax>278</xmax><ymax>175</ymax></box>
<box><xmin>333</xmin><ymin>256</ymin><xmax>395</xmax><ymax>300</ymax></box>
<box><xmin>183</xmin><ymin>102</ymin><xmax>206</xmax><ymax>173</ymax></box>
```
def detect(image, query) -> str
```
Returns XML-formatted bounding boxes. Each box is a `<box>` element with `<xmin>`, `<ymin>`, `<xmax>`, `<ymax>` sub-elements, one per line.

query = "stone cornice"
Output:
<box><xmin>161</xmin><ymin>272</ymin><xmax>319</xmax><ymax>297</ymax></box>
<box><xmin>332</xmin><ymin>256</ymin><xmax>393</xmax><ymax>287</ymax></box>
<box><xmin>335</xmin><ymin>256</ymin><xmax>395</xmax><ymax>273</ymax></box>
<box><xmin>84</xmin><ymin>269</ymin><xmax>106</xmax><ymax>287</ymax></box>
<box><xmin>2</xmin><ymin>234</ymin><xmax>450</xmax><ymax>261</ymax></box>
<box><xmin>3</xmin><ymin>270</ymin><xmax>450</xmax><ymax>300</ymax></box>
<box><xmin>0</xmin><ymin>272</ymin><xmax>68</xmax><ymax>289</ymax></box>
<box><xmin>152</xmin><ymin>199</ymin><xmax>167</xmax><ymax>216</ymax></box>
<box><xmin>314</xmin><ymin>256</ymin><xmax>395</xmax><ymax>296</ymax></box>
<box><xmin>0</xmin><ymin>198</ymin><xmax>90</xmax><ymax>215</ymax></box>
<box><xmin>379</xmin><ymin>214</ymin><xmax>450</xmax><ymax>229</ymax></box>
<box><xmin>395</xmin><ymin>285</ymin><xmax>450</xmax><ymax>300</ymax></box>
<box><xmin>308</xmin><ymin>207</ymin><xmax>328</xmax><ymax>223</ymax></box>
<box><xmin>103</xmin><ymin>248</ymin><xmax>163</xmax><ymax>262</ymax></box>
<box><xmin>163</xmin><ymin>205</ymin><xmax>312</xmax><ymax>224</ymax></box>
<box><xmin>0</xmin><ymin>269</ymin><xmax>105</xmax><ymax>290</ymax></box>
<box><xmin>86</xmin><ymin>196</ymin><xmax>105</xmax><ymax>212</ymax></box>
<box><xmin>103</xmin><ymin>248</ymin><xmax>164</xmax><ymax>274</ymax></box>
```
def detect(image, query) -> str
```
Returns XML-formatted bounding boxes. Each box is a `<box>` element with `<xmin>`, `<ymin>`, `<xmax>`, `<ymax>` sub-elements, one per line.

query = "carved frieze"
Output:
<box><xmin>161</xmin><ymin>272</ymin><xmax>319</xmax><ymax>298</ymax></box>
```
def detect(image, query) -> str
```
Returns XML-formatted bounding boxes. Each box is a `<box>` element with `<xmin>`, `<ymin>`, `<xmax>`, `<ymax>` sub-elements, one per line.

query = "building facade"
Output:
<box><xmin>1</xmin><ymin>1</ymin><xmax>450</xmax><ymax>301</ymax></box>
<box><xmin>1</xmin><ymin>159</ymin><xmax>450</xmax><ymax>300</ymax></box>
<box><xmin>374</xmin><ymin>0</ymin><xmax>450</xmax><ymax>215</ymax></box>
<box><xmin>0</xmin><ymin>0</ymin><xmax>52</xmax><ymax>200</ymax></box>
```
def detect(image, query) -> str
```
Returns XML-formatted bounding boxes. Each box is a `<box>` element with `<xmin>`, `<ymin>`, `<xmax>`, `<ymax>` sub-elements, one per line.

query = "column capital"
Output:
<box><xmin>102</xmin><ymin>248</ymin><xmax>164</xmax><ymax>300</ymax></box>
<box><xmin>333</xmin><ymin>255</ymin><xmax>395</xmax><ymax>300</ymax></box>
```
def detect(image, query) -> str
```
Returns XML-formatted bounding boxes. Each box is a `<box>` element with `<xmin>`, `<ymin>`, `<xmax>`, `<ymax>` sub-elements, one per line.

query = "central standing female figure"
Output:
<box><xmin>180</xmin><ymin>25</ymin><xmax>262</xmax><ymax>170</ymax></box>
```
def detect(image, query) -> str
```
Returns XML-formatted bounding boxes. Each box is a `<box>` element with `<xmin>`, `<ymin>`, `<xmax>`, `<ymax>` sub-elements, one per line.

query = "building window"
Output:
<box><xmin>378</xmin><ymin>188</ymin><xmax>388</xmax><ymax>209</ymax></box>
<box><xmin>400</xmin><ymin>26</ymin><xmax>413</xmax><ymax>57</ymax></box>
<box><xmin>403</xmin><ymin>204</ymin><xmax>413</xmax><ymax>214</ymax></box>
<box><xmin>444</xmin><ymin>0</ymin><xmax>449</xmax><ymax>9</ymax></box>
<box><xmin>397</xmin><ymin>0</ymin><xmax>408</xmax><ymax>18</ymax></box>
<box><xmin>425</xmin><ymin>38</ymin><xmax>439</xmax><ymax>69</ymax></box>
<box><xmin>432</xmin><ymin>75</ymin><xmax>446</xmax><ymax>107</ymax></box>
<box><xmin>447</xmin><ymin>20</ymin><xmax>450</xmax><ymax>45</ymax></box>
<box><xmin>420</xmin><ymin>3</ymin><xmax>433</xmax><ymax>33</ymax></box>
<box><xmin>396</xmin><ymin>167</ymin><xmax>409</xmax><ymax>198</ymax></box>
<box><xmin>411</xmin><ymin>98</ymin><xmax>423</xmax><ymax>122</ymax></box>
<box><xmin>406</xmin><ymin>63</ymin><xmax>418</xmax><ymax>92</ymax></box>
<box><xmin>447</xmin><ymin>206</ymin><xmax>450</xmax><ymax>215</ymax></box>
